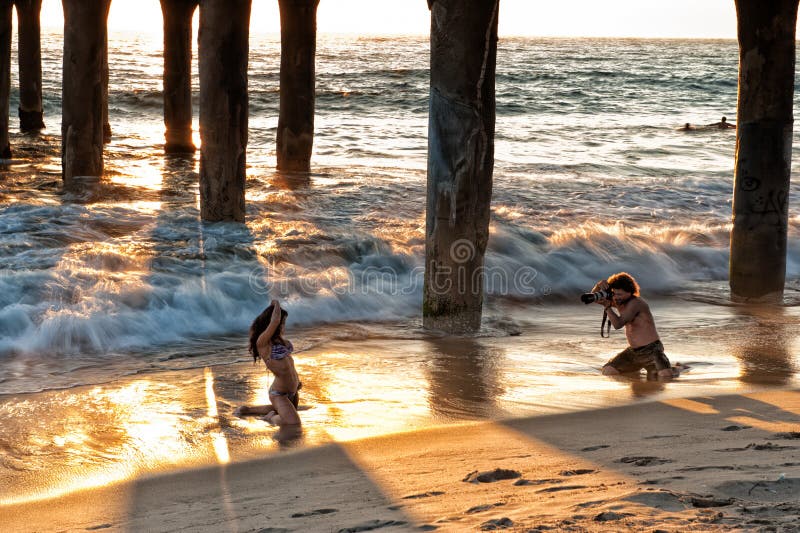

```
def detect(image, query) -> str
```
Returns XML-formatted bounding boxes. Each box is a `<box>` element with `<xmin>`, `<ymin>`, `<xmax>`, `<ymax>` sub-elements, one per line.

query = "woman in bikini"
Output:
<box><xmin>235</xmin><ymin>300</ymin><xmax>301</xmax><ymax>425</ymax></box>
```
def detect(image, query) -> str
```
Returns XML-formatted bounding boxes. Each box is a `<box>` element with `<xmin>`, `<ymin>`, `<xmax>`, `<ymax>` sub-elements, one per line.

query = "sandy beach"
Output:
<box><xmin>1</xmin><ymin>388</ymin><xmax>798</xmax><ymax>532</ymax></box>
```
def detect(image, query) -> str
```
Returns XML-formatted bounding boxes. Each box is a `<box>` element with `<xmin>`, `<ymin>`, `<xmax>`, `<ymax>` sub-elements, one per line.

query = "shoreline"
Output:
<box><xmin>2</xmin><ymin>388</ymin><xmax>798</xmax><ymax>532</ymax></box>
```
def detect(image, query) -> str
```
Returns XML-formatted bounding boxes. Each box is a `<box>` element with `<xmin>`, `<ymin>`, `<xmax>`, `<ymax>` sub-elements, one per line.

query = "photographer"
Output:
<box><xmin>589</xmin><ymin>272</ymin><xmax>674</xmax><ymax>380</ymax></box>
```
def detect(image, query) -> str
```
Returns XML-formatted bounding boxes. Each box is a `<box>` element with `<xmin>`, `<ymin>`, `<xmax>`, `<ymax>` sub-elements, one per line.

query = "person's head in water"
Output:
<box><xmin>249</xmin><ymin>304</ymin><xmax>288</xmax><ymax>362</ymax></box>
<box><xmin>607</xmin><ymin>272</ymin><xmax>640</xmax><ymax>305</ymax></box>
<box><xmin>721</xmin><ymin>116</ymin><xmax>727</xmax><ymax>123</ymax></box>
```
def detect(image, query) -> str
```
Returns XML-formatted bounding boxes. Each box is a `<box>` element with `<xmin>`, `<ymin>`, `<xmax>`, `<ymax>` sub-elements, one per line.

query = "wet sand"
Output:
<box><xmin>2</xmin><ymin>388</ymin><xmax>798</xmax><ymax>532</ymax></box>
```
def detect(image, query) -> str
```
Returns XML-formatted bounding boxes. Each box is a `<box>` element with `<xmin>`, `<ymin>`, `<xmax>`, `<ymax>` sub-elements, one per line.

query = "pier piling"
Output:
<box><xmin>276</xmin><ymin>0</ymin><xmax>319</xmax><ymax>172</ymax></box>
<box><xmin>161</xmin><ymin>0</ymin><xmax>198</xmax><ymax>153</ymax></box>
<box><xmin>61</xmin><ymin>0</ymin><xmax>110</xmax><ymax>182</ymax></box>
<box><xmin>102</xmin><ymin>33</ymin><xmax>110</xmax><ymax>143</ymax></box>
<box><xmin>0</xmin><ymin>0</ymin><xmax>12</xmax><ymax>158</ymax></box>
<box><xmin>423</xmin><ymin>0</ymin><xmax>498</xmax><ymax>333</ymax></box>
<box><xmin>15</xmin><ymin>0</ymin><xmax>44</xmax><ymax>132</ymax></box>
<box><xmin>730</xmin><ymin>0</ymin><xmax>799</xmax><ymax>302</ymax></box>
<box><xmin>198</xmin><ymin>0</ymin><xmax>251</xmax><ymax>222</ymax></box>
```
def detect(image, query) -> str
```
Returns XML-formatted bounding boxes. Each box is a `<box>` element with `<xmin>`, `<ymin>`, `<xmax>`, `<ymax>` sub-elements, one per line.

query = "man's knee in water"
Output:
<box><xmin>602</xmin><ymin>365</ymin><xmax>620</xmax><ymax>375</ymax></box>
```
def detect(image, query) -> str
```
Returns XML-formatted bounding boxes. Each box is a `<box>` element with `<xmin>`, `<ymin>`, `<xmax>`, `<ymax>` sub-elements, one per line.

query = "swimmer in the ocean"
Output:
<box><xmin>707</xmin><ymin>116</ymin><xmax>735</xmax><ymax>129</ymax></box>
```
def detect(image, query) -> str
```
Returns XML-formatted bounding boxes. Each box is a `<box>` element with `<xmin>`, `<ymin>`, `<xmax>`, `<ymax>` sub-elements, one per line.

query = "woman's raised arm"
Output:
<box><xmin>256</xmin><ymin>300</ymin><xmax>282</xmax><ymax>359</ymax></box>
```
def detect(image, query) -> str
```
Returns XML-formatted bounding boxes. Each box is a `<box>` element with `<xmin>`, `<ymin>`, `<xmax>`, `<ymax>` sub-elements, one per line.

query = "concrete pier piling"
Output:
<box><xmin>198</xmin><ymin>0</ymin><xmax>251</xmax><ymax>222</ymax></box>
<box><xmin>102</xmin><ymin>33</ymin><xmax>110</xmax><ymax>143</ymax></box>
<box><xmin>61</xmin><ymin>0</ymin><xmax>110</xmax><ymax>182</ymax></box>
<box><xmin>423</xmin><ymin>0</ymin><xmax>499</xmax><ymax>333</ymax></box>
<box><xmin>730</xmin><ymin>0</ymin><xmax>799</xmax><ymax>302</ymax></box>
<box><xmin>276</xmin><ymin>0</ymin><xmax>319</xmax><ymax>172</ymax></box>
<box><xmin>15</xmin><ymin>0</ymin><xmax>45</xmax><ymax>132</ymax></box>
<box><xmin>0</xmin><ymin>0</ymin><xmax>12</xmax><ymax>158</ymax></box>
<box><xmin>161</xmin><ymin>0</ymin><xmax>198</xmax><ymax>153</ymax></box>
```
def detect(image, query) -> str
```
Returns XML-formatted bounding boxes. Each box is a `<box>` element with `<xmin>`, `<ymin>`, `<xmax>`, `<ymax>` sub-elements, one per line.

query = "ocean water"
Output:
<box><xmin>2</xmin><ymin>33</ymin><xmax>800</xmax><ymax>503</ymax></box>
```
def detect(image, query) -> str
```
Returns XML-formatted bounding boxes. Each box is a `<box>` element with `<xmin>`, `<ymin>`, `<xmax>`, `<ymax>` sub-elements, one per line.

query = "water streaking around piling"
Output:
<box><xmin>2</xmin><ymin>35</ymin><xmax>800</xmax><ymax>504</ymax></box>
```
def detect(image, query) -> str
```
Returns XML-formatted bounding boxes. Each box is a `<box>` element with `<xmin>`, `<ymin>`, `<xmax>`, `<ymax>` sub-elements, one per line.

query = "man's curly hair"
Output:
<box><xmin>607</xmin><ymin>272</ymin><xmax>640</xmax><ymax>296</ymax></box>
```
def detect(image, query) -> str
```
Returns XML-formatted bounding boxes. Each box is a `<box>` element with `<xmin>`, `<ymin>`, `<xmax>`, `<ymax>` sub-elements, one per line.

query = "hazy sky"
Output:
<box><xmin>34</xmin><ymin>0</ymin><xmax>745</xmax><ymax>39</ymax></box>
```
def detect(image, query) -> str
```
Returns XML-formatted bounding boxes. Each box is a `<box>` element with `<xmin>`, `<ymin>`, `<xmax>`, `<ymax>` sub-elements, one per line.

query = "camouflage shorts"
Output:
<box><xmin>605</xmin><ymin>340</ymin><xmax>670</xmax><ymax>373</ymax></box>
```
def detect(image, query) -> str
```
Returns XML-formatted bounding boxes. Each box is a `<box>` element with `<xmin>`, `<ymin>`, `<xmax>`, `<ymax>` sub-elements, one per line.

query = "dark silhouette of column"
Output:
<box><xmin>61</xmin><ymin>0</ymin><xmax>111</xmax><ymax>182</ymax></box>
<box><xmin>198</xmin><ymin>0</ymin><xmax>250</xmax><ymax>222</ymax></box>
<box><xmin>0</xmin><ymin>0</ymin><xmax>12</xmax><ymax>158</ymax></box>
<box><xmin>730</xmin><ymin>0</ymin><xmax>800</xmax><ymax>302</ymax></box>
<box><xmin>276</xmin><ymin>0</ymin><xmax>318</xmax><ymax>172</ymax></box>
<box><xmin>423</xmin><ymin>0</ymin><xmax>498</xmax><ymax>333</ymax></box>
<box><xmin>15</xmin><ymin>0</ymin><xmax>44</xmax><ymax>132</ymax></box>
<box><xmin>160</xmin><ymin>0</ymin><xmax>198</xmax><ymax>153</ymax></box>
<box><xmin>102</xmin><ymin>32</ymin><xmax>110</xmax><ymax>143</ymax></box>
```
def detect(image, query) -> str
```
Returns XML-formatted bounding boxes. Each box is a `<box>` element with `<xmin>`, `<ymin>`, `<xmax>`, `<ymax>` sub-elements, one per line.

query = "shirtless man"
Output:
<box><xmin>591</xmin><ymin>272</ymin><xmax>674</xmax><ymax>380</ymax></box>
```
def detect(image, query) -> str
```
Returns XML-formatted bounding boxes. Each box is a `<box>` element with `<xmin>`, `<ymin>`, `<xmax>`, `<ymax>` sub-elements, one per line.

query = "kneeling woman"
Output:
<box><xmin>237</xmin><ymin>299</ymin><xmax>301</xmax><ymax>425</ymax></box>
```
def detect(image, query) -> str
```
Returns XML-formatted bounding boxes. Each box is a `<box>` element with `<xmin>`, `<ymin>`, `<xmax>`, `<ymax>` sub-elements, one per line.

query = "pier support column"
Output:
<box><xmin>730</xmin><ymin>0</ymin><xmax>800</xmax><ymax>302</ymax></box>
<box><xmin>102</xmin><ymin>33</ymin><xmax>110</xmax><ymax>143</ymax></box>
<box><xmin>276</xmin><ymin>0</ymin><xmax>318</xmax><ymax>172</ymax></box>
<box><xmin>0</xmin><ymin>0</ymin><xmax>12</xmax><ymax>158</ymax></box>
<box><xmin>422</xmin><ymin>0</ymin><xmax>498</xmax><ymax>333</ymax></box>
<box><xmin>160</xmin><ymin>0</ymin><xmax>197</xmax><ymax>153</ymax></box>
<box><xmin>15</xmin><ymin>0</ymin><xmax>44</xmax><ymax>132</ymax></box>
<box><xmin>198</xmin><ymin>0</ymin><xmax>250</xmax><ymax>222</ymax></box>
<box><xmin>61</xmin><ymin>0</ymin><xmax>110</xmax><ymax>182</ymax></box>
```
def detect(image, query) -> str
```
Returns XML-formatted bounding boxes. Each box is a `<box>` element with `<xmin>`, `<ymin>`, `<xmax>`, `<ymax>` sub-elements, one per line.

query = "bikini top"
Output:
<box><xmin>270</xmin><ymin>340</ymin><xmax>294</xmax><ymax>360</ymax></box>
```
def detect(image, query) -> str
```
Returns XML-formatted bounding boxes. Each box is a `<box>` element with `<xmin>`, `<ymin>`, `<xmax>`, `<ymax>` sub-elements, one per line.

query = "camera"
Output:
<box><xmin>580</xmin><ymin>289</ymin><xmax>612</xmax><ymax>304</ymax></box>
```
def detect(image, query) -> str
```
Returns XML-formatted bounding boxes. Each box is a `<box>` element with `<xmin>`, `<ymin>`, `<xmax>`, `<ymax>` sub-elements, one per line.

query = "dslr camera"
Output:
<box><xmin>580</xmin><ymin>289</ymin><xmax>612</xmax><ymax>304</ymax></box>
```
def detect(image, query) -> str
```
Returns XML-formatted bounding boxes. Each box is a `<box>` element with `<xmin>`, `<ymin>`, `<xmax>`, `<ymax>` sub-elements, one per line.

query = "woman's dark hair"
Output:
<box><xmin>607</xmin><ymin>272</ymin><xmax>640</xmax><ymax>296</ymax></box>
<box><xmin>249</xmin><ymin>305</ymin><xmax>288</xmax><ymax>362</ymax></box>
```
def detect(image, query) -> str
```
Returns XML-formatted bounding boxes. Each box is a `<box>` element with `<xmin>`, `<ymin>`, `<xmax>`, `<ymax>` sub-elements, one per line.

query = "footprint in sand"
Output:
<box><xmin>678</xmin><ymin>465</ymin><xmax>737</xmax><ymax>472</ymax></box>
<box><xmin>639</xmin><ymin>475</ymin><xmax>686</xmax><ymax>485</ymax></box>
<box><xmin>773</xmin><ymin>431</ymin><xmax>800</xmax><ymax>440</ymax></box>
<box><xmin>536</xmin><ymin>485</ymin><xmax>588</xmax><ymax>493</ymax></box>
<box><xmin>754</xmin><ymin>442</ymin><xmax>784</xmax><ymax>451</ymax></box>
<box><xmin>617</xmin><ymin>456</ymin><xmax>673</xmax><ymax>466</ymax></box>
<box><xmin>690</xmin><ymin>496</ymin><xmax>734</xmax><ymax>508</ymax></box>
<box><xmin>479</xmin><ymin>517</ymin><xmax>513</xmax><ymax>531</ymax></box>
<box><xmin>402</xmin><ymin>491</ymin><xmax>445</xmax><ymax>500</ymax></box>
<box><xmin>337</xmin><ymin>520</ymin><xmax>408</xmax><ymax>533</ymax></box>
<box><xmin>559</xmin><ymin>469</ymin><xmax>596</xmax><ymax>476</ymax></box>
<box><xmin>593</xmin><ymin>511</ymin><xmax>634</xmax><ymax>522</ymax></box>
<box><xmin>721</xmin><ymin>425</ymin><xmax>752</xmax><ymax>431</ymax></box>
<box><xmin>463</xmin><ymin>469</ymin><xmax>521</xmax><ymax>483</ymax></box>
<box><xmin>581</xmin><ymin>444</ymin><xmax>610</xmax><ymax>452</ymax></box>
<box><xmin>291</xmin><ymin>508</ymin><xmax>338</xmax><ymax>518</ymax></box>
<box><xmin>466</xmin><ymin>502</ymin><xmax>506</xmax><ymax>514</ymax></box>
<box><xmin>514</xmin><ymin>478</ymin><xmax>562</xmax><ymax>486</ymax></box>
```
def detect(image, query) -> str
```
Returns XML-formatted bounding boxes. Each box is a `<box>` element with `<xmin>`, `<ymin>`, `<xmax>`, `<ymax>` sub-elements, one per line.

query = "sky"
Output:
<box><xmin>34</xmin><ymin>0</ymin><xmax>745</xmax><ymax>39</ymax></box>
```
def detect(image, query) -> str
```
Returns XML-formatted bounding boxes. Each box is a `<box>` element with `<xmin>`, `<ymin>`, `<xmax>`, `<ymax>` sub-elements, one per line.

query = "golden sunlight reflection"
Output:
<box><xmin>497</xmin><ymin>348</ymin><xmax>628</xmax><ymax>412</ymax></box>
<box><xmin>3</xmin><ymin>380</ymin><xmax>191</xmax><ymax>506</ymax></box>
<box><xmin>108</xmin><ymin>160</ymin><xmax>164</xmax><ymax>191</ymax></box>
<box><xmin>316</xmin><ymin>356</ymin><xmax>429</xmax><ymax>442</ymax></box>
<box><xmin>204</xmin><ymin>367</ymin><xmax>231</xmax><ymax>464</ymax></box>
